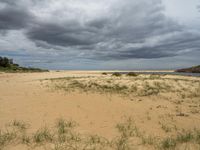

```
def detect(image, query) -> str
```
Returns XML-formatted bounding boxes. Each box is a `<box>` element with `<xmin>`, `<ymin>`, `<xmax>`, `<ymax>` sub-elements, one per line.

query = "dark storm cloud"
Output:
<box><xmin>28</xmin><ymin>0</ymin><xmax>168</xmax><ymax>45</ymax></box>
<box><xmin>97</xmin><ymin>47</ymin><xmax>175</xmax><ymax>60</ymax></box>
<box><xmin>0</xmin><ymin>1</ymin><xmax>33</xmax><ymax>31</ymax></box>
<box><xmin>0</xmin><ymin>0</ymin><xmax>200</xmax><ymax>62</ymax></box>
<box><xmin>24</xmin><ymin>0</ymin><xmax>194</xmax><ymax>60</ymax></box>
<box><xmin>26</xmin><ymin>22</ymin><xmax>103</xmax><ymax>47</ymax></box>
<box><xmin>88</xmin><ymin>29</ymin><xmax>200</xmax><ymax>60</ymax></box>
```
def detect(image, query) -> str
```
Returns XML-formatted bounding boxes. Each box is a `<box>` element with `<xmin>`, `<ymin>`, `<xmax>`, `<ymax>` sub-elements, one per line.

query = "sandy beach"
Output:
<box><xmin>0</xmin><ymin>71</ymin><xmax>200</xmax><ymax>150</ymax></box>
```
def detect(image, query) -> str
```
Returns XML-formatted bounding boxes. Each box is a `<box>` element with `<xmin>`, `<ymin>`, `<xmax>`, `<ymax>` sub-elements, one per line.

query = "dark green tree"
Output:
<box><xmin>0</xmin><ymin>57</ymin><xmax>13</xmax><ymax>67</ymax></box>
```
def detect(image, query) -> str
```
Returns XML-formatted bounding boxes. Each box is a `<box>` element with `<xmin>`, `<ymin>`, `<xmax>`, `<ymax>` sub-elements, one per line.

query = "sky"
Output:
<box><xmin>0</xmin><ymin>0</ymin><xmax>200</xmax><ymax>70</ymax></box>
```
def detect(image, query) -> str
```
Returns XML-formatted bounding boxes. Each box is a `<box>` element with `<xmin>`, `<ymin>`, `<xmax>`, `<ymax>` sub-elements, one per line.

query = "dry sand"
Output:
<box><xmin>0</xmin><ymin>71</ymin><xmax>200</xmax><ymax>149</ymax></box>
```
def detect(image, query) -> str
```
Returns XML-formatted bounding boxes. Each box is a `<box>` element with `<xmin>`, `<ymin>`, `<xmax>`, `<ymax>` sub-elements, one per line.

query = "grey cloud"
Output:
<box><xmin>0</xmin><ymin>0</ymin><xmax>17</xmax><ymax>5</ymax></box>
<box><xmin>87</xmin><ymin>18</ymin><xmax>109</xmax><ymax>30</ymax></box>
<box><xmin>26</xmin><ymin>22</ymin><xmax>103</xmax><ymax>47</ymax></box>
<box><xmin>24</xmin><ymin>0</ymin><xmax>190</xmax><ymax>60</ymax></box>
<box><xmin>98</xmin><ymin>31</ymin><xmax>200</xmax><ymax>60</ymax></box>
<box><xmin>0</xmin><ymin>1</ymin><xmax>33</xmax><ymax>31</ymax></box>
<box><xmin>0</xmin><ymin>0</ymin><xmax>200</xmax><ymax>63</ymax></box>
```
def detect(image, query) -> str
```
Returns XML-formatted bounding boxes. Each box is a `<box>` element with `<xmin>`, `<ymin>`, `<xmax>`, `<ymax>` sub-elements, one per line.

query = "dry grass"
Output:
<box><xmin>44</xmin><ymin>74</ymin><xmax>200</xmax><ymax>102</ymax></box>
<box><xmin>1</xmin><ymin>117</ymin><xmax>200</xmax><ymax>150</ymax></box>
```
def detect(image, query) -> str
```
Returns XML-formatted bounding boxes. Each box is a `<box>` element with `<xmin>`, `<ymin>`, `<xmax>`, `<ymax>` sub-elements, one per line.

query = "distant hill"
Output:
<box><xmin>0</xmin><ymin>56</ymin><xmax>48</xmax><ymax>73</ymax></box>
<box><xmin>176</xmin><ymin>65</ymin><xmax>200</xmax><ymax>73</ymax></box>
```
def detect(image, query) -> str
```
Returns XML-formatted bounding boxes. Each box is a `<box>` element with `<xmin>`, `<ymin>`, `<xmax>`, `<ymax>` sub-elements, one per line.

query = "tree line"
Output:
<box><xmin>0</xmin><ymin>56</ymin><xmax>48</xmax><ymax>72</ymax></box>
<box><xmin>0</xmin><ymin>56</ymin><xmax>17</xmax><ymax>67</ymax></box>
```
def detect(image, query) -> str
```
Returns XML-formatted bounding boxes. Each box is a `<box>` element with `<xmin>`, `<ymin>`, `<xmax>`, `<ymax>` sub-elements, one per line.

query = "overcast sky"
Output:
<box><xmin>0</xmin><ymin>0</ymin><xmax>200</xmax><ymax>70</ymax></box>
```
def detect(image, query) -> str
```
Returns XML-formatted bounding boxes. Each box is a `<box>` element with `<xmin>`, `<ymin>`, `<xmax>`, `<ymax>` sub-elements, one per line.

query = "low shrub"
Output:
<box><xmin>126</xmin><ymin>72</ymin><xmax>137</xmax><ymax>77</ymax></box>
<box><xmin>112</xmin><ymin>72</ymin><xmax>122</xmax><ymax>77</ymax></box>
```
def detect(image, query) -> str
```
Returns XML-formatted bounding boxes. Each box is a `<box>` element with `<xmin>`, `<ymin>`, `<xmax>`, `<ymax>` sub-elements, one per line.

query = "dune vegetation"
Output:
<box><xmin>45</xmin><ymin>73</ymin><xmax>200</xmax><ymax>100</ymax></box>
